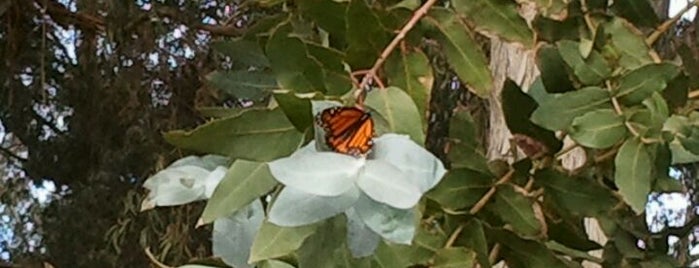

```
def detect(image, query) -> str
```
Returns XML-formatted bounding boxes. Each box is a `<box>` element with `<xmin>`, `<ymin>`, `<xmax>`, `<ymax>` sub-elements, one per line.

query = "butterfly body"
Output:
<box><xmin>316</xmin><ymin>106</ymin><xmax>375</xmax><ymax>156</ymax></box>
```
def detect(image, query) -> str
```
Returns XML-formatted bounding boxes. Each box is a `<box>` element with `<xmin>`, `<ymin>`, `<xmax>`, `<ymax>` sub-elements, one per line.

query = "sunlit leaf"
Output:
<box><xmin>603</xmin><ymin>18</ymin><xmax>653</xmax><ymax>70</ymax></box>
<box><xmin>569</xmin><ymin>109</ymin><xmax>627</xmax><ymax>149</ymax></box>
<box><xmin>531</xmin><ymin>87</ymin><xmax>612</xmax><ymax>131</ymax></box>
<box><xmin>557</xmin><ymin>40</ymin><xmax>611</xmax><ymax>85</ymax></box>
<box><xmin>452</xmin><ymin>0</ymin><xmax>534</xmax><ymax>47</ymax></box>
<box><xmin>249</xmin><ymin>221</ymin><xmax>318</xmax><ymax>262</ymax></box>
<box><xmin>615</xmin><ymin>63</ymin><xmax>680</xmax><ymax>105</ymax></box>
<box><xmin>365</xmin><ymin>87</ymin><xmax>425</xmax><ymax>143</ymax></box>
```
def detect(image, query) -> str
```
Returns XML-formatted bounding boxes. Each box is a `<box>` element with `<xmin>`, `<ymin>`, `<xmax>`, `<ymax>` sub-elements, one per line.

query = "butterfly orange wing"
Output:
<box><xmin>316</xmin><ymin>107</ymin><xmax>375</xmax><ymax>156</ymax></box>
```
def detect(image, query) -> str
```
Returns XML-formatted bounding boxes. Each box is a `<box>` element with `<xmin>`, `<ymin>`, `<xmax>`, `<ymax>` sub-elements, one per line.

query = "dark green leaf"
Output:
<box><xmin>569</xmin><ymin>109</ymin><xmax>627</xmax><ymax>149</ymax></box>
<box><xmin>346</xmin><ymin>0</ymin><xmax>390</xmax><ymax>68</ymax></box>
<box><xmin>206</xmin><ymin>70</ymin><xmax>277</xmax><ymax>100</ymax></box>
<box><xmin>298</xmin><ymin>216</ymin><xmax>346</xmax><ymax>268</ymax></box>
<box><xmin>266</xmin><ymin>23</ymin><xmax>325</xmax><ymax>93</ymax></box>
<box><xmin>603</xmin><ymin>18</ymin><xmax>653</xmax><ymax>70</ymax></box>
<box><xmin>459</xmin><ymin>219</ymin><xmax>490</xmax><ymax>268</ymax></box>
<box><xmin>531</xmin><ymin>87</ymin><xmax>612</xmax><ymax>131</ymax></box>
<box><xmin>615</xmin><ymin>138</ymin><xmax>652</xmax><ymax>214</ymax></box>
<box><xmin>211</xmin><ymin>39</ymin><xmax>270</xmax><ymax>67</ymax></box>
<box><xmin>536</xmin><ymin>44</ymin><xmax>575</xmax><ymax>93</ymax></box>
<box><xmin>426</xmin><ymin>169</ymin><xmax>493</xmax><ymax>211</ymax></box>
<box><xmin>425</xmin><ymin>9</ymin><xmax>492</xmax><ymax>97</ymax></box>
<box><xmin>557</xmin><ymin>40</ymin><xmax>611</xmax><ymax>85</ymax></box>
<box><xmin>536</xmin><ymin>169</ymin><xmax>618</xmax><ymax>217</ymax></box>
<box><xmin>201</xmin><ymin>161</ymin><xmax>277</xmax><ymax>224</ymax></box>
<box><xmin>433</xmin><ymin>247</ymin><xmax>476</xmax><ymax>268</ymax></box>
<box><xmin>488</xmin><ymin>184</ymin><xmax>545</xmax><ymax>238</ymax></box>
<box><xmin>611</xmin><ymin>0</ymin><xmax>659</xmax><ymax>28</ymax></box>
<box><xmin>615</xmin><ymin>63</ymin><xmax>680</xmax><ymax>105</ymax></box>
<box><xmin>305</xmin><ymin>42</ymin><xmax>352</xmax><ymax>95</ymax></box>
<box><xmin>372</xmin><ymin>241</ymin><xmax>411</xmax><ymax>268</ymax></box>
<box><xmin>452</xmin><ymin>0</ymin><xmax>534</xmax><ymax>47</ymax></box>
<box><xmin>447</xmin><ymin>108</ymin><xmax>490</xmax><ymax>174</ymax></box>
<box><xmin>492</xmin><ymin>230</ymin><xmax>568</xmax><ymax>268</ymax></box>
<box><xmin>533</xmin><ymin>16</ymin><xmax>580</xmax><ymax>42</ymax></box>
<box><xmin>502</xmin><ymin>80</ymin><xmax>562</xmax><ymax>154</ymax></box>
<box><xmin>273</xmin><ymin>91</ymin><xmax>317</xmax><ymax>131</ymax></box>
<box><xmin>297</xmin><ymin>0</ymin><xmax>347</xmax><ymax>42</ymax></box>
<box><xmin>164</xmin><ymin>108</ymin><xmax>304</xmax><ymax>162</ymax></box>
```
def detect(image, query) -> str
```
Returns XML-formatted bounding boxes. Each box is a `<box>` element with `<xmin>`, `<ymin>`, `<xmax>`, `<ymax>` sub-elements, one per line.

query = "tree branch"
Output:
<box><xmin>646</xmin><ymin>0</ymin><xmax>699</xmax><ymax>46</ymax></box>
<box><xmin>0</xmin><ymin>146</ymin><xmax>27</xmax><ymax>163</ymax></box>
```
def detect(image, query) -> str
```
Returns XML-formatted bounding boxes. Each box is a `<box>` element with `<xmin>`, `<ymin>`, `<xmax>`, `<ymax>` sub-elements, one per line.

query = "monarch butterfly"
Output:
<box><xmin>316</xmin><ymin>106</ymin><xmax>375</xmax><ymax>156</ymax></box>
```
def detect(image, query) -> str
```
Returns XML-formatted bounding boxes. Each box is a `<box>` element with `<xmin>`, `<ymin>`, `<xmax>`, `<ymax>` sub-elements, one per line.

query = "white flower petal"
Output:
<box><xmin>356</xmin><ymin>160</ymin><xmax>422</xmax><ymax>209</ymax></box>
<box><xmin>269</xmin><ymin>142</ymin><xmax>363</xmax><ymax>196</ymax></box>
<box><xmin>213</xmin><ymin>200</ymin><xmax>264</xmax><ymax>268</ymax></box>
<box><xmin>345</xmin><ymin>208</ymin><xmax>380</xmax><ymax>257</ymax></box>
<box><xmin>203</xmin><ymin>166</ymin><xmax>228</xmax><ymax>198</ymax></box>
<box><xmin>373</xmin><ymin>134</ymin><xmax>447</xmax><ymax>192</ymax></box>
<box><xmin>143</xmin><ymin>165</ymin><xmax>210</xmax><ymax>206</ymax></box>
<box><xmin>354</xmin><ymin>194</ymin><xmax>416</xmax><ymax>245</ymax></box>
<box><xmin>269</xmin><ymin>186</ymin><xmax>359</xmax><ymax>227</ymax></box>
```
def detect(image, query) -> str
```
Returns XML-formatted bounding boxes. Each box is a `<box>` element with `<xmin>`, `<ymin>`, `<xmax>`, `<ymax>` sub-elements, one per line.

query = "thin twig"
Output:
<box><xmin>353</xmin><ymin>0</ymin><xmax>439</xmax><ymax>100</ymax></box>
<box><xmin>144</xmin><ymin>248</ymin><xmax>174</xmax><ymax>268</ymax></box>
<box><xmin>488</xmin><ymin>243</ymin><xmax>502</xmax><ymax>264</ymax></box>
<box><xmin>444</xmin><ymin>224</ymin><xmax>464</xmax><ymax>248</ymax></box>
<box><xmin>647</xmin><ymin>0</ymin><xmax>699</xmax><ymax>46</ymax></box>
<box><xmin>469</xmin><ymin>170</ymin><xmax>515</xmax><ymax>215</ymax></box>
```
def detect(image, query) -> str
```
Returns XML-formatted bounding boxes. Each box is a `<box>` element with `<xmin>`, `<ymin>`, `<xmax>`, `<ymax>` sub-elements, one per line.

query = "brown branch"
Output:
<box><xmin>469</xmin><ymin>170</ymin><xmax>515</xmax><ymax>215</ymax></box>
<box><xmin>353</xmin><ymin>0</ymin><xmax>439</xmax><ymax>100</ymax></box>
<box><xmin>646</xmin><ymin>0</ymin><xmax>699</xmax><ymax>46</ymax></box>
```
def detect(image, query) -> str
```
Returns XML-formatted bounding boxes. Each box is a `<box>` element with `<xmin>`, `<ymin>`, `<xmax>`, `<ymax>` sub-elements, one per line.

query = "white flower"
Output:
<box><xmin>267</xmin><ymin>134</ymin><xmax>446</xmax><ymax>246</ymax></box>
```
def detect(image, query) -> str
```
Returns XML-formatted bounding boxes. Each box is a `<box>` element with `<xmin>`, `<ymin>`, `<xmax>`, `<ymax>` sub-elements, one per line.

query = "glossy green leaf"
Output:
<box><xmin>433</xmin><ymin>248</ymin><xmax>476</xmax><ymax>268</ymax></box>
<box><xmin>531</xmin><ymin>87</ymin><xmax>612</xmax><ymax>131</ymax></box>
<box><xmin>615</xmin><ymin>63</ymin><xmax>680</xmax><ymax>105</ymax></box>
<box><xmin>536</xmin><ymin>169</ymin><xmax>617</xmax><ymax>217</ymax></box>
<box><xmin>164</xmin><ymin>108</ymin><xmax>304</xmax><ymax>162</ymax></box>
<box><xmin>201</xmin><ymin>161</ymin><xmax>277</xmax><ymax>224</ymax></box>
<box><xmin>206</xmin><ymin>70</ymin><xmax>277</xmax><ymax>100</ymax></box>
<box><xmin>211</xmin><ymin>39</ymin><xmax>270</xmax><ymax>68</ymax></box>
<box><xmin>569</xmin><ymin>109</ymin><xmax>627</xmax><ymax>149</ymax></box>
<box><xmin>536</xmin><ymin>44</ymin><xmax>575</xmax><ymax>93</ymax></box>
<box><xmin>365</xmin><ymin>87</ymin><xmax>425</xmax><ymax>143</ymax></box>
<box><xmin>603</xmin><ymin>18</ymin><xmax>653</xmax><ymax>70</ymax></box>
<box><xmin>452</xmin><ymin>0</ymin><xmax>534</xmax><ymax>47</ymax></box>
<box><xmin>425</xmin><ymin>9</ymin><xmax>492</xmax><ymax>97</ymax></box>
<box><xmin>249</xmin><ymin>221</ymin><xmax>318</xmax><ymax>262</ymax></box>
<box><xmin>426</xmin><ymin>169</ymin><xmax>493</xmax><ymax>211</ymax></box>
<box><xmin>615</xmin><ymin>138</ymin><xmax>652</xmax><ymax>214</ymax></box>
<box><xmin>557</xmin><ymin>40</ymin><xmax>611</xmax><ymax>85</ymax></box>
<box><xmin>384</xmin><ymin>49</ymin><xmax>433</xmax><ymax>120</ymax></box>
<box><xmin>488</xmin><ymin>184</ymin><xmax>545</xmax><ymax>238</ymax></box>
<box><xmin>611</xmin><ymin>0</ymin><xmax>659</xmax><ymax>28</ymax></box>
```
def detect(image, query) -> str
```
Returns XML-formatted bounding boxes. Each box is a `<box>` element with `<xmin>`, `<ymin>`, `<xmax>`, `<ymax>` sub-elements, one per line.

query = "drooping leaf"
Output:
<box><xmin>488</xmin><ymin>184</ymin><xmax>545</xmax><ymax>238</ymax></box>
<box><xmin>531</xmin><ymin>86</ymin><xmax>612</xmax><ymax>131</ymax></box>
<box><xmin>248</xmin><ymin>221</ymin><xmax>318</xmax><ymax>262</ymax></box>
<box><xmin>365</xmin><ymin>87</ymin><xmax>426</xmax><ymax>143</ymax></box>
<box><xmin>615</xmin><ymin>63</ymin><xmax>680</xmax><ymax>105</ymax></box>
<box><xmin>164</xmin><ymin>108</ymin><xmax>304</xmax><ymax>162</ymax></box>
<box><xmin>425</xmin><ymin>9</ymin><xmax>492</xmax><ymax>97</ymax></box>
<box><xmin>569</xmin><ymin>109</ymin><xmax>627</xmax><ymax>149</ymax></box>
<box><xmin>201</xmin><ymin>161</ymin><xmax>277</xmax><ymax>224</ymax></box>
<box><xmin>433</xmin><ymin>247</ymin><xmax>476</xmax><ymax>268</ymax></box>
<box><xmin>611</xmin><ymin>0</ymin><xmax>659</xmax><ymax>28</ymax></box>
<box><xmin>615</xmin><ymin>138</ymin><xmax>652</xmax><ymax>214</ymax></box>
<box><xmin>557</xmin><ymin>40</ymin><xmax>611</xmax><ymax>85</ymax></box>
<box><xmin>212</xmin><ymin>200</ymin><xmax>264</xmax><ymax>268</ymax></box>
<box><xmin>206</xmin><ymin>70</ymin><xmax>277</xmax><ymax>100</ymax></box>
<box><xmin>452</xmin><ymin>0</ymin><xmax>534</xmax><ymax>47</ymax></box>
<box><xmin>384</xmin><ymin>48</ymin><xmax>433</xmax><ymax>120</ymax></box>
<box><xmin>426</xmin><ymin>168</ymin><xmax>493</xmax><ymax>211</ymax></box>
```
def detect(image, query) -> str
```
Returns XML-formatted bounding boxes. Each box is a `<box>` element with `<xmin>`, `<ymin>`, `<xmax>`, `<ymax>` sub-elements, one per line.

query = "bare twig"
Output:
<box><xmin>143</xmin><ymin>248</ymin><xmax>173</xmax><ymax>268</ymax></box>
<box><xmin>647</xmin><ymin>0</ymin><xmax>699</xmax><ymax>46</ymax></box>
<box><xmin>469</xmin><ymin>170</ymin><xmax>515</xmax><ymax>215</ymax></box>
<box><xmin>353</xmin><ymin>0</ymin><xmax>439</xmax><ymax>100</ymax></box>
<box><xmin>444</xmin><ymin>224</ymin><xmax>464</xmax><ymax>248</ymax></box>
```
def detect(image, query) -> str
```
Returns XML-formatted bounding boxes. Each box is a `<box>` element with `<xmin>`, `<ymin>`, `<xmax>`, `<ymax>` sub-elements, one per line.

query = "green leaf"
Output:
<box><xmin>615</xmin><ymin>63</ymin><xmax>680</xmax><ymax>105</ymax></box>
<box><xmin>206</xmin><ymin>70</ymin><xmax>277</xmax><ymax>100</ymax></box>
<box><xmin>384</xmin><ymin>48</ymin><xmax>433</xmax><ymax>120</ymax></box>
<box><xmin>611</xmin><ymin>0</ymin><xmax>659</xmax><ymax>28</ymax></box>
<box><xmin>305</xmin><ymin>42</ymin><xmax>352</xmax><ymax>95</ymax></box>
<box><xmin>211</xmin><ymin>39</ymin><xmax>270</xmax><ymax>68</ymax></box>
<box><xmin>492</xmin><ymin>230</ymin><xmax>568</xmax><ymax>268</ymax></box>
<box><xmin>447</xmin><ymin>109</ymin><xmax>490</xmax><ymax>174</ymax></box>
<box><xmin>273</xmin><ymin>91</ymin><xmax>318</xmax><ymax>131</ymax></box>
<box><xmin>345</xmin><ymin>0</ymin><xmax>390</xmax><ymax>68</ymax></box>
<box><xmin>249</xmin><ymin>221</ymin><xmax>318</xmax><ymax>262</ymax></box>
<box><xmin>488</xmin><ymin>184</ymin><xmax>545</xmax><ymax>238</ymax></box>
<box><xmin>532</xmin><ymin>16</ymin><xmax>580</xmax><ymax>42</ymax></box>
<box><xmin>536</xmin><ymin>44</ymin><xmax>575</xmax><ymax>93</ymax></box>
<box><xmin>569</xmin><ymin>109</ymin><xmax>627</xmax><ymax>149</ymax></box>
<box><xmin>531</xmin><ymin>0</ymin><xmax>567</xmax><ymax>19</ymax></box>
<box><xmin>433</xmin><ymin>247</ymin><xmax>476</xmax><ymax>267</ymax></box>
<box><xmin>459</xmin><ymin>219</ymin><xmax>490</xmax><ymax>268</ymax></box>
<box><xmin>536</xmin><ymin>169</ymin><xmax>617</xmax><ymax>217</ymax></box>
<box><xmin>365</xmin><ymin>87</ymin><xmax>425</xmax><ymax>143</ymax></box>
<box><xmin>298</xmin><ymin>216</ymin><xmax>347</xmax><ymax>268</ymax></box>
<box><xmin>452</xmin><ymin>0</ymin><xmax>534</xmax><ymax>47</ymax></box>
<box><xmin>557</xmin><ymin>40</ymin><xmax>611</xmax><ymax>85</ymax></box>
<box><xmin>201</xmin><ymin>161</ymin><xmax>277</xmax><ymax>224</ymax></box>
<box><xmin>372</xmin><ymin>241</ymin><xmax>411</xmax><ymax>268</ymax></box>
<box><xmin>531</xmin><ymin>87</ymin><xmax>612</xmax><ymax>131</ymax></box>
<box><xmin>425</xmin><ymin>9</ymin><xmax>492</xmax><ymax>97</ymax></box>
<box><xmin>615</xmin><ymin>138</ymin><xmax>652</xmax><ymax>214</ymax></box>
<box><xmin>545</xmin><ymin>241</ymin><xmax>603</xmax><ymax>264</ymax></box>
<box><xmin>603</xmin><ymin>18</ymin><xmax>653</xmax><ymax>70</ymax></box>
<box><xmin>426</xmin><ymin>168</ymin><xmax>493</xmax><ymax>211</ymax></box>
<box><xmin>266</xmin><ymin>23</ymin><xmax>325</xmax><ymax>93</ymax></box>
<box><xmin>258</xmin><ymin>260</ymin><xmax>295</xmax><ymax>268</ymax></box>
<box><xmin>297</xmin><ymin>0</ymin><xmax>347</xmax><ymax>41</ymax></box>
<box><xmin>164</xmin><ymin>108</ymin><xmax>304</xmax><ymax>162</ymax></box>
